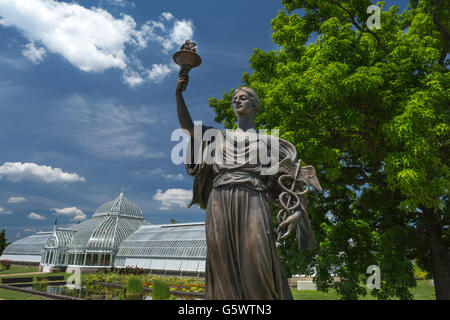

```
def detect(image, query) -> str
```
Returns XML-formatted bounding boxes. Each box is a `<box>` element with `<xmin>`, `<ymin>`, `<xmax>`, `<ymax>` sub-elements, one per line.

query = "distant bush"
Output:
<box><xmin>102</xmin><ymin>266</ymin><xmax>147</xmax><ymax>276</ymax></box>
<box><xmin>126</xmin><ymin>277</ymin><xmax>144</xmax><ymax>300</ymax></box>
<box><xmin>0</xmin><ymin>260</ymin><xmax>11</xmax><ymax>271</ymax></box>
<box><xmin>152</xmin><ymin>279</ymin><xmax>171</xmax><ymax>300</ymax></box>
<box><xmin>32</xmin><ymin>279</ymin><xmax>48</xmax><ymax>292</ymax></box>
<box><xmin>412</xmin><ymin>264</ymin><xmax>430</xmax><ymax>280</ymax></box>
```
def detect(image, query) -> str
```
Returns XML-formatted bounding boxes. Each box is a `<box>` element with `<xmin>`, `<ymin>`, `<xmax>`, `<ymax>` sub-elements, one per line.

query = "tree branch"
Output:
<box><xmin>328</xmin><ymin>0</ymin><xmax>388</xmax><ymax>54</ymax></box>
<box><xmin>433</xmin><ymin>0</ymin><xmax>450</xmax><ymax>42</ymax></box>
<box><xmin>359</xmin><ymin>170</ymin><xmax>387</xmax><ymax>188</ymax></box>
<box><xmin>433</xmin><ymin>0</ymin><xmax>449</xmax><ymax>67</ymax></box>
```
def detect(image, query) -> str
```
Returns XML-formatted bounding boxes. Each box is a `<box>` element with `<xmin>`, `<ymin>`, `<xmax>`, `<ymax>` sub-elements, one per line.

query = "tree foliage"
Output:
<box><xmin>209</xmin><ymin>0</ymin><xmax>449</xmax><ymax>299</ymax></box>
<box><xmin>0</xmin><ymin>229</ymin><xmax>10</xmax><ymax>256</ymax></box>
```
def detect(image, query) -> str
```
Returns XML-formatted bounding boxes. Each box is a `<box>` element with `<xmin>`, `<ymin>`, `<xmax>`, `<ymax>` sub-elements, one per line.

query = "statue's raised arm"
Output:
<box><xmin>173</xmin><ymin>40</ymin><xmax>202</xmax><ymax>137</ymax></box>
<box><xmin>175</xmin><ymin>70</ymin><xmax>194</xmax><ymax>137</ymax></box>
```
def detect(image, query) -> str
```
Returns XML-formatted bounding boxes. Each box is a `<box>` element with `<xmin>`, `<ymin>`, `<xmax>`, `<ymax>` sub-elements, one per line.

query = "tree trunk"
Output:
<box><xmin>422</xmin><ymin>207</ymin><xmax>450</xmax><ymax>300</ymax></box>
<box><xmin>430</xmin><ymin>234</ymin><xmax>450</xmax><ymax>300</ymax></box>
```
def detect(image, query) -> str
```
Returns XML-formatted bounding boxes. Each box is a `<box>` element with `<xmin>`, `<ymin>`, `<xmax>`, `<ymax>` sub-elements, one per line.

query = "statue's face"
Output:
<box><xmin>232</xmin><ymin>91</ymin><xmax>255</xmax><ymax>118</ymax></box>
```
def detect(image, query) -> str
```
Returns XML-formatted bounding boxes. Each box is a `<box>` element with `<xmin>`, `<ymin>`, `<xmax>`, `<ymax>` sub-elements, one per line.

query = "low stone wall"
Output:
<box><xmin>66</xmin><ymin>266</ymin><xmax>101</xmax><ymax>274</ymax></box>
<box><xmin>0</xmin><ymin>277</ymin><xmax>34</xmax><ymax>284</ymax></box>
<box><xmin>38</xmin><ymin>265</ymin><xmax>67</xmax><ymax>273</ymax></box>
<box><xmin>10</xmin><ymin>262</ymin><xmax>40</xmax><ymax>268</ymax></box>
<box><xmin>288</xmin><ymin>277</ymin><xmax>314</xmax><ymax>288</ymax></box>
<box><xmin>288</xmin><ymin>276</ymin><xmax>341</xmax><ymax>290</ymax></box>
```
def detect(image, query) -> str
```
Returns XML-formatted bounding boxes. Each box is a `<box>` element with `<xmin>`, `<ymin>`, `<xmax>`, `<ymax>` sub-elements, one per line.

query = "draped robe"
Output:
<box><xmin>185</xmin><ymin>125</ymin><xmax>319</xmax><ymax>300</ymax></box>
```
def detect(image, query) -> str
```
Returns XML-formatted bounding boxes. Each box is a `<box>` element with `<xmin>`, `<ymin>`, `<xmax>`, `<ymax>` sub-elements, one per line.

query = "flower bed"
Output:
<box><xmin>84</xmin><ymin>271</ymin><xmax>205</xmax><ymax>295</ymax></box>
<box><xmin>145</xmin><ymin>279</ymin><xmax>205</xmax><ymax>294</ymax></box>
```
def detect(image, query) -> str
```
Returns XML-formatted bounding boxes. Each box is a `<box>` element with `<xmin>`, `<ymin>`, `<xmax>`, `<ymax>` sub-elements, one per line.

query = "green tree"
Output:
<box><xmin>0</xmin><ymin>229</ymin><xmax>10</xmax><ymax>256</ymax></box>
<box><xmin>209</xmin><ymin>0</ymin><xmax>449</xmax><ymax>299</ymax></box>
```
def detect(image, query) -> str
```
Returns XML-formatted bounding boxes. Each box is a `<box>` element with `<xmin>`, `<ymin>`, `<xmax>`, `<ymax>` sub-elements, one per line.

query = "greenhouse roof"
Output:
<box><xmin>116</xmin><ymin>223</ymin><xmax>206</xmax><ymax>259</ymax></box>
<box><xmin>93</xmin><ymin>192</ymin><xmax>144</xmax><ymax>219</ymax></box>
<box><xmin>45</xmin><ymin>228</ymin><xmax>77</xmax><ymax>249</ymax></box>
<box><xmin>115</xmin><ymin>223</ymin><xmax>206</xmax><ymax>272</ymax></box>
<box><xmin>1</xmin><ymin>232</ymin><xmax>51</xmax><ymax>258</ymax></box>
<box><xmin>67</xmin><ymin>215</ymin><xmax>149</xmax><ymax>251</ymax></box>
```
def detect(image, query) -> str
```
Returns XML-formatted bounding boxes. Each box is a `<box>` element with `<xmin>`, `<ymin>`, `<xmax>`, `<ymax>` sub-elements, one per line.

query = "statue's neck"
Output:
<box><xmin>237</xmin><ymin>117</ymin><xmax>256</xmax><ymax>132</ymax></box>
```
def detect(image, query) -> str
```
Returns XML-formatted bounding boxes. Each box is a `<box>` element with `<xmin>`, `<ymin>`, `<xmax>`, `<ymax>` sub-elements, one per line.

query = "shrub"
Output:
<box><xmin>116</xmin><ymin>292</ymin><xmax>125</xmax><ymax>300</ymax></box>
<box><xmin>126</xmin><ymin>277</ymin><xmax>144</xmax><ymax>300</ymax></box>
<box><xmin>0</xmin><ymin>260</ymin><xmax>11</xmax><ymax>271</ymax></box>
<box><xmin>412</xmin><ymin>263</ymin><xmax>430</xmax><ymax>280</ymax></box>
<box><xmin>152</xmin><ymin>279</ymin><xmax>171</xmax><ymax>300</ymax></box>
<box><xmin>32</xmin><ymin>279</ymin><xmax>48</xmax><ymax>292</ymax></box>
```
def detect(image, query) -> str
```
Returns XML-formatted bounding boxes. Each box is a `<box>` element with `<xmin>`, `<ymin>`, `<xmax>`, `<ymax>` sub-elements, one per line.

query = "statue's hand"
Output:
<box><xmin>176</xmin><ymin>65</ymin><xmax>191</xmax><ymax>94</ymax></box>
<box><xmin>176</xmin><ymin>75</ymin><xmax>189</xmax><ymax>94</ymax></box>
<box><xmin>278</xmin><ymin>211</ymin><xmax>302</xmax><ymax>241</ymax></box>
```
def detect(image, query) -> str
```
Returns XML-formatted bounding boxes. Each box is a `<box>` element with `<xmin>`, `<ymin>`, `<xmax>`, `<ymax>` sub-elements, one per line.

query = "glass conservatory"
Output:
<box><xmin>63</xmin><ymin>192</ymin><xmax>149</xmax><ymax>268</ymax></box>
<box><xmin>115</xmin><ymin>223</ymin><xmax>206</xmax><ymax>276</ymax></box>
<box><xmin>41</xmin><ymin>226</ymin><xmax>77</xmax><ymax>271</ymax></box>
<box><xmin>0</xmin><ymin>232</ymin><xmax>52</xmax><ymax>264</ymax></box>
<box><xmin>1</xmin><ymin>192</ymin><xmax>207</xmax><ymax>275</ymax></box>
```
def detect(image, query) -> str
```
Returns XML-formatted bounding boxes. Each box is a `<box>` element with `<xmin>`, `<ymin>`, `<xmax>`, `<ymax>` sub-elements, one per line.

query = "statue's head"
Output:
<box><xmin>232</xmin><ymin>87</ymin><xmax>260</xmax><ymax>119</ymax></box>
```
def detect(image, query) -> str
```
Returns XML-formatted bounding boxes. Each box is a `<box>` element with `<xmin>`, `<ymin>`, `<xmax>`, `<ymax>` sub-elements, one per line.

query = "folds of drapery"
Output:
<box><xmin>184</xmin><ymin>125</ymin><xmax>320</xmax><ymax>250</ymax></box>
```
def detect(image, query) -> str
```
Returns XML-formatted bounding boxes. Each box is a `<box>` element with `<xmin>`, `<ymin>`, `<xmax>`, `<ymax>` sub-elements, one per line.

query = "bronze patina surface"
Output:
<box><xmin>174</xmin><ymin>41</ymin><xmax>321</xmax><ymax>300</ymax></box>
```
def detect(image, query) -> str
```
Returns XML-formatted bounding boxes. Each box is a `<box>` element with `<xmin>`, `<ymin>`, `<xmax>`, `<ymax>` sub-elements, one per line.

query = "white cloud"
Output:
<box><xmin>0</xmin><ymin>0</ymin><xmax>130</xmax><ymax>71</ymax></box>
<box><xmin>0</xmin><ymin>0</ymin><xmax>195</xmax><ymax>86</ymax></box>
<box><xmin>106</xmin><ymin>0</ymin><xmax>135</xmax><ymax>7</ymax></box>
<box><xmin>170</xmin><ymin>20</ymin><xmax>194</xmax><ymax>50</ymax></box>
<box><xmin>122</xmin><ymin>68</ymin><xmax>145</xmax><ymax>87</ymax></box>
<box><xmin>8</xmin><ymin>196</ymin><xmax>27</xmax><ymax>204</ymax></box>
<box><xmin>153</xmin><ymin>188</ymin><xmax>192</xmax><ymax>210</ymax></box>
<box><xmin>0</xmin><ymin>162</ymin><xmax>86</xmax><ymax>183</ymax></box>
<box><xmin>161</xmin><ymin>12</ymin><xmax>174</xmax><ymax>21</ymax></box>
<box><xmin>51</xmin><ymin>207</ymin><xmax>87</xmax><ymax>221</ymax></box>
<box><xmin>63</xmin><ymin>95</ymin><xmax>164</xmax><ymax>160</ymax></box>
<box><xmin>0</xmin><ymin>206</ymin><xmax>12</xmax><ymax>215</ymax></box>
<box><xmin>28</xmin><ymin>212</ymin><xmax>46</xmax><ymax>220</ymax></box>
<box><xmin>136</xmin><ymin>168</ymin><xmax>183</xmax><ymax>181</ymax></box>
<box><xmin>22</xmin><ymin>42</ymin><xmax>46</xmax><ymax>64</ymax></box>
<box><xmin>157</xmin><ymin>19</ymin><xmax>194</xmax><ymax>54</ymax></box>
<box><xmin>147</xmin><ymin>63</ymin><xmax>177</xmax><ymax>83</ymax></box>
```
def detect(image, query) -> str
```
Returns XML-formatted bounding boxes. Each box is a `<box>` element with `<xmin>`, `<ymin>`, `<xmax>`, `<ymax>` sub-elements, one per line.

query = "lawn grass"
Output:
<box><xmin>0</xmin><ymin>287</ymin><xmax>52</xmax><ymax>300</ymax></box>
<box><xmin>0</xmin><ymin>266</ymin><xmax>38</xmax><ymax>275</ymax></box>
<box><xmin>409</xmin><ymin>279</ymin><xmax>436</xmax><ymax>300</ymax></box>
<box><xmin>292</xmin><ymin>280</ymin><xmax>436</xmax><ymax>300</ymax></box>
<box><xmin>0</xmin><ymin>270</ymin><xmax>71</xmax><ymax>300</ymax></box>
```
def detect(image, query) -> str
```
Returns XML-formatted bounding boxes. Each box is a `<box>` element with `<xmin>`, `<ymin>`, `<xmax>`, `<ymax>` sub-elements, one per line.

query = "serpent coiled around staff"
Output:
<box><xmin>276</xmin><ymin>159</ymin><xmax>310</xmax><ymax>241</ymax></box>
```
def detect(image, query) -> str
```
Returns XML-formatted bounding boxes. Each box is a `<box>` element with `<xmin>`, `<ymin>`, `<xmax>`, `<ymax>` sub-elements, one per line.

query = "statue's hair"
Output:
<box><xmin>232</xmin><ymin>87</ymin><xmax>260</xmax><ymax>111</ymax></box>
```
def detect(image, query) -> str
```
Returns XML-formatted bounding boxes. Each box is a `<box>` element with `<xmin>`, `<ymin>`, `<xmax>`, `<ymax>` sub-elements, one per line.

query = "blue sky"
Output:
<box><xmin>0</xmin><ymin>0</ymin><xmax>288</xmax><ymax>241</ymax></box>
<box><xmin>0</xmin><ymin>0</ymin><xmax>410</xmax><ymax>242</ymax></box>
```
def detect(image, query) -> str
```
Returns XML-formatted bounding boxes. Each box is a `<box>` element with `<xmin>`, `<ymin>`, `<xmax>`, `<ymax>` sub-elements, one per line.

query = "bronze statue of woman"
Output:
<box><xmin>175</xmin><ymin>69</ymin><xmax>320</xmax><ymax>300</ymax></box>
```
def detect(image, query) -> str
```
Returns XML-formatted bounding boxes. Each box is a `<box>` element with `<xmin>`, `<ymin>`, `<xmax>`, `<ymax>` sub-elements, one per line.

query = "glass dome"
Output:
<box><xmin>93</xmin><ymin>192</ymin><xmax>144</xmax><ymax>219</ymax></box>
